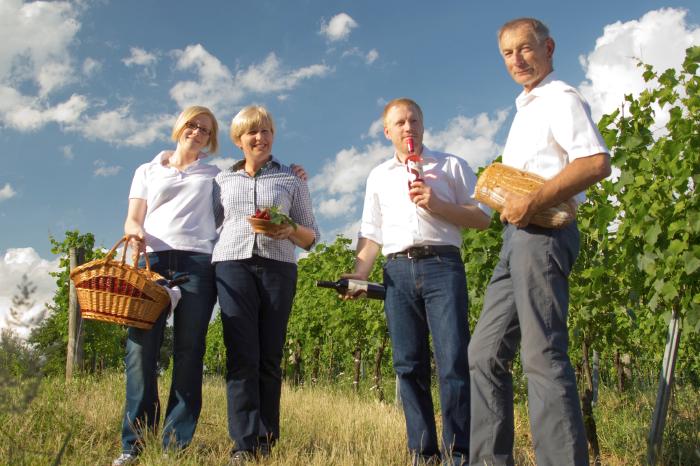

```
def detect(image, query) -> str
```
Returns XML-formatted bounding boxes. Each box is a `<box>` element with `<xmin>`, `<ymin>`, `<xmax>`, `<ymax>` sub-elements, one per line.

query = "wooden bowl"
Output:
<box><xmin>247</xmin><ymin>216</ymin><xmax>286</xmax><ymax>233</ymax></box>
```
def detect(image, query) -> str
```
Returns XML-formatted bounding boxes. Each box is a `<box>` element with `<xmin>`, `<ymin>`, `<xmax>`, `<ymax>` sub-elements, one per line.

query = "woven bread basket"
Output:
<box><xmin>474</xmin><ymin>163</ymin><xmax>576</xmax><ymax>228</ymax></box>
<box><xmin>69</xmin><ymin>236</ymin><xmax>170</xmax><ymax>329</ymax></box>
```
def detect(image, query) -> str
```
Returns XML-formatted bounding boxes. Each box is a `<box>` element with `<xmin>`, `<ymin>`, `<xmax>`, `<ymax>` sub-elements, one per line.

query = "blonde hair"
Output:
<box><xmin>382</xmin><ymin>98</ymin><xmax>423</xmax><ymax>126</ymax></box>
<box><xmin>230</xmin><ymin>105</ymin><xmax>276</xmax><ymax>145</ymax></box>
<box><xmin>171</xmin><ymin>106</ymin><xmax>219</xmax><ymax>153</ymax></box>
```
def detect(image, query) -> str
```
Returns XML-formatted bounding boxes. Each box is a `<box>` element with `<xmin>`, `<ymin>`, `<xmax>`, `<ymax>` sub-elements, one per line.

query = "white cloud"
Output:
<box><xmin>67</xmin><ymin>106</ymin><xmax>173</xmax><ymax>147</ymax></box>
<box><xmin>0</xmin><ymin>0</ymin><xmax>81</xmax><ymax>95</ymax></box>
<box><xmin>0</xmin><ymin>247</ymin><xmax>60</xmax><ymax>339</ymax></box>
<box><xmin>93</xmin><ymin>159</ymin><xmax>122</xmax><ymax>177</ymax></box>
<box><xmin>341</xmin><ymin>47</ymin><xmax>379</xmax><ymax>65</ymax></box>
<box><xmin>170</xmin><ymin>44</ymin><xmax>242</xmax><ymax>115</ymax></box>
<box><xmin>61</xmin><ymin>145</ymin><xmax>74</xmax><ymax>160</ymax></box>
<box><xmin>0</xmin><ymin>86</ymin><xmax>88</xmax><ymax>131</ymax></box>
<box><xmin>317</xmin><ymin>193</ymin><xmax>359</xmax><ymax>219</ymax></box>
<box><xmin>208</xmin><ymin>157</ymin><xmax>236</xmax><ymax>172</ymax></box>
<box><xmin>365</xmin><ymin>49</ymin><xmax>379</xmax><ymax>65</ymax></box>
<box><xmin>0</xmin><ymin>183</ymin><xmax>16</xmax><ymax>202</ymax></box>
<box><xmin>122</xmin><ymin>47</ymin><xmax>158</xmax><ymax>67</ymax></box>
<box><xmin>170</xmin><ymin>45</ymin><xmax>330</xmax><ymax>116</ymax></box>
<box><xmin>363</xmin><ymin>117</ymin><xmax>384</xmax><ymax>140</ymax></box>
<box><xmin>0</xmin><ymin>1</ymin><xmax>88</xmax><ymax>130</ymax></box>
<box><xmin>424</xmin><ymin>110</ymin><xmax>509</xmax><ymax>169</ymax></box>
<box><xmin>311</xmin><ymin>140</ymin><xmax>389</xmax><ymax>197</ymax></box>
<box><xmin>82</xmin><ymin>57</ymin><xmax>101</xmax><ymax>77</ymax></box>
<box><xmin>320</xmin><ymin>13</ymin><xmax>358</xmax><ymax>42</ymax></box>
<box><xmin>578</xmin><ymin>8</ymin><xmax>700</xmax><ymax>122</ymax></box>
<box><xmin>236</xmin><ymin>53</ymin><xmax>331</xmax><ymax>93</ymax></box>
<box><xmin>322</xmin><ymin>219</ymin><xmax>362</xmax><ymax>249</ymax></box>
<box><xmin>122</xmin><ymin>47</ymin><xmax>159</xmax><ymax>79</ymax></box>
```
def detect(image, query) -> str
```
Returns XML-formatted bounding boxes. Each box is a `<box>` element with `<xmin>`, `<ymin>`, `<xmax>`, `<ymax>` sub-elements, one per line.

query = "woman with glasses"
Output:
<box><xmin>112</xmin><ymin>105</ymin><xmax>221</xmax><ymax>466</ymax></box>
<box><xmin>212</xmin><ymin>105</ymin><xmax>319</xmax><ymax>464</ymax></box>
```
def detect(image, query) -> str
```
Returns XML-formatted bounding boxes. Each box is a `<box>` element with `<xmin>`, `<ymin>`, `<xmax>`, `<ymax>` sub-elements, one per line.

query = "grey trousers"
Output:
<box><xmin>468</xmin><ymin>223</ymin><xmax>588</xmax><ymax>466</ymax></box>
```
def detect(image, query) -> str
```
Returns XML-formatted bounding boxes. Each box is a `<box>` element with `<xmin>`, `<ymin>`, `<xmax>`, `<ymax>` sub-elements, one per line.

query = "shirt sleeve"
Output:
<box><xmin>128</xmin><ymin>164</ymin><xmax>148</xmax><ymax>199</ymax></box>
<box><xmin>358</xmin><ymin>169</ymin><xmax>383</xmax><ymax>245</ymax></box>
<box><xmin>550</xmin><ymin>90</ymin><xmax>609</xmax><ymax>161</ymax></box>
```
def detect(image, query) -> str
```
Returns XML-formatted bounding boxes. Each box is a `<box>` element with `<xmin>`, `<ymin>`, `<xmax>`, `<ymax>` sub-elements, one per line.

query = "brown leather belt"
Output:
<box><xmin>386</xmin><ymin>245</ymin><xmax>459</xmax><ymax>260</ymax></box>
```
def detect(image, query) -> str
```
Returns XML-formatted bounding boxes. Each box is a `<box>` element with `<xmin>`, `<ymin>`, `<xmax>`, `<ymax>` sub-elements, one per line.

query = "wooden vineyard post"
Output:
<box><xmin>66</xmin><ymin>247</ymin><xmax>85</xmax><ymax>380</ymax></box>
<box><xmin>395</xmin><ymin>374</ymin><xmax>402</xmax><ymax>408</ymax></box>
<box><xmin>646</xmin><ymin>310</ymin><xmax>681</xmax><ymax>465</ymax></box>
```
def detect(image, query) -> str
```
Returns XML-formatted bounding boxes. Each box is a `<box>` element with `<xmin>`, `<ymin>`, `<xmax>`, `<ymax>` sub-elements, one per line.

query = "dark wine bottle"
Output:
<box><xmin>316</xmin><ymin>279</ymin><xmax>386</xmax><ymax>300</ymax></box>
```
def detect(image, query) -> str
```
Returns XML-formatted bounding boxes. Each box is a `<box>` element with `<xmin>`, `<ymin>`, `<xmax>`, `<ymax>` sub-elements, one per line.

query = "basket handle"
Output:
<box><xmin>104</xmin><ymin>236</ymin><xmax>152</xmax><ymax>272</ymax></box>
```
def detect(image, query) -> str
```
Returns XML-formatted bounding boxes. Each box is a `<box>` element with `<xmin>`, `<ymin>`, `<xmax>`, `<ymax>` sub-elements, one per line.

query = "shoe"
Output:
<box><xmin>112</xmin><ymin>453</ymin><xmax>137</xmax><ymax>466</ymax></box>
<box><xmin>228</xmin><ymin>450</ymin><xmax>255</xmax><ymax>465</ymax></box>
<box><xmin>257</xmin><ymin>442</ymin><xmax>272</xmax><ymax>458</ymax></box>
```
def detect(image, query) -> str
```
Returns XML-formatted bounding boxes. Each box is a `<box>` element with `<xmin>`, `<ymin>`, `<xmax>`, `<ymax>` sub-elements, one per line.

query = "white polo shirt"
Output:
<box><xmin>502</xmin><ymin>73</ymin><xmax>609</xmax><ymax>203</ymax></box>
<box><xmin>359</xmin><ymin>147</ymin><xmax>490</xmax><ymax>255</ymax></box>
<box><xmin>129</xmin><ymin>150</ymin><xmax>220</xmax><ymax>254</ymax></box>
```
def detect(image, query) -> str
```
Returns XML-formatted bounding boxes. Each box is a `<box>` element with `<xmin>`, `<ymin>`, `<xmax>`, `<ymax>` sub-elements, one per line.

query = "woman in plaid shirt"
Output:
<box><xmin>212</xmin><ymin>105</ymin><xmax>320</xmax><ymax>464</ymax></box>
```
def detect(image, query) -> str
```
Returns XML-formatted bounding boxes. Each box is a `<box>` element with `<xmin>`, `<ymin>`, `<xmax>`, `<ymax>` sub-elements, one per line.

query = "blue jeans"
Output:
<box><xmin>121</xmin><ymin>250</ymin><xmax>216</xmax><ymax>454</ymax></box>
<box><xmin>215</xmin><ymin>256</ymin><xmax>297</xmax><ymax>453</ymax></box>
<box><xmin>384</xmin><ymin>247</ymin><xmax>470</xmax><ymax>466</ymax></box>
<box><xmin>468</xmin><ymin>223</ymin><xmax>587</xmax><ymax>466</ymax></box>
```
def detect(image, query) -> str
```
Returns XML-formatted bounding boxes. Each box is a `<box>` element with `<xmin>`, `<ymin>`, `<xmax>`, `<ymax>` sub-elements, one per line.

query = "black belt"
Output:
<box><xmin>386</xmin><ymin>245</ymin><xmax>459</xmax><ymax>260</ymax></box>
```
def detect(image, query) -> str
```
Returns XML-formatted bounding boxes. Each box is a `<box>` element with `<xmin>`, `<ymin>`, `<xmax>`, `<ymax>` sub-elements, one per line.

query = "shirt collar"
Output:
<box><xmin>155</xmin><ymin>150</ymin><xmax>207</xmax><ymax>167</ymax></box>
<box><xmin>515</xmin><ymin>72</ymin><xmax>556</xmax><ymax>109</ymax></box>
<box><xmin>230</xmin><ymin>155</ymin><xmax>281</xmax><ymax>173</ymax></box>
<box><xmin>390</xmin><ymin>146</ymin><xmax>433</xmax><ymax>166</ymax></box>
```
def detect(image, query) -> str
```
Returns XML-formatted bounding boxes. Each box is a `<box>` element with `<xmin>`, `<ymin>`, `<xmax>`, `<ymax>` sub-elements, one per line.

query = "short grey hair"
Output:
<box><xmin>498</xmin><ymin>17</ymin><xmax>550</xmax><ymax>43</ymax></box>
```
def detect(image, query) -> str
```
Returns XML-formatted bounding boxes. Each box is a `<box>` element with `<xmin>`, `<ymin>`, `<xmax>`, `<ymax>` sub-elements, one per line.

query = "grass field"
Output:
<box><xmin>1</xmin><ymin>371</ymin><xmax>698</xmax><ymax>465</ymax></box>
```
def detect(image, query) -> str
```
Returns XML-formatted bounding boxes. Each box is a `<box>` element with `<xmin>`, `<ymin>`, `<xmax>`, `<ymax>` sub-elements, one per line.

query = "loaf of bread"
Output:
<box><xmin>474</xmin><ymin>163</ymin><xmax>576</xmax><ymax>228</ymax></box>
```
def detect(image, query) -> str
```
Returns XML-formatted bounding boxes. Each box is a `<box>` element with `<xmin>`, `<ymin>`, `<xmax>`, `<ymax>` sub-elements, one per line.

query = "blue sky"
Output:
<box><xmin>1</xmin><ymin>0</ymin><xmax>698</xmax><ymax>330</ymax></box>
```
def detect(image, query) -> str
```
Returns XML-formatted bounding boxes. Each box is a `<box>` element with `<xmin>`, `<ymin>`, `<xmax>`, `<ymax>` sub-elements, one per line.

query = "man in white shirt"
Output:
<box><xmin>468</xmin><ymin>18</ymin><xmax>611</xmax><ymax>466</ymax></box>
<box><xmin>344</xmin><ymin>98</ymin><xmax>490</xmax><ymax>465</ymax></box>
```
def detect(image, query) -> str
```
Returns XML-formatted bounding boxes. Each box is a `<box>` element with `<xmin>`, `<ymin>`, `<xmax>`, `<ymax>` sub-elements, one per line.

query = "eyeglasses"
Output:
<box><xmin>184</xmin><ymin>121</ymin><xmax>212</xmax><ymax>136</ymax></box>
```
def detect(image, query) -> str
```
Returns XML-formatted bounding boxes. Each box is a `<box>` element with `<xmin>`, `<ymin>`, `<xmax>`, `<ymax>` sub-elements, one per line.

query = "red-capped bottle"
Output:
<box><xmin>405</xmin><ymin>137</ymin><xmax>423</xmax><ymax>199</ymax></box>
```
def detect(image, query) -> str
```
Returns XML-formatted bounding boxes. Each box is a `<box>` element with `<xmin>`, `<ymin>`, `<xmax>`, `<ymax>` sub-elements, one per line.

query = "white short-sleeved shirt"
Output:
<box><xmin>129</xmin><ymin>150</ymin><xmax>220</xmax><ymax>254</ymax></box>
<box><xmin>359</xmin><ymin>147</ymin><xmax>490</xmax><ymax>255</ymax></box>
<box><xmin>502</xmin><ymin>73</ymin><xmax>609</xmax><ymax>203</ymax></box>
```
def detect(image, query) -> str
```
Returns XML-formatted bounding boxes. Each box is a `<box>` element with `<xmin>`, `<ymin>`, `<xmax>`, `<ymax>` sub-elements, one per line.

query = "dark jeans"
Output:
<box><xmin>468</xmin><ymin>223</ymin><xmax>587</xmax><ymax>466</ymax></box>
<box><xmin>384</xmin><ymin>247</ymin><xmax>470</xmax><ymax>466</ymax></box>
<box><xmin>215</xmin><ymin>256</ymin><xmax>297</xmax><ymax>453</ymax></box>
<box><xmin>120</xmin><ymin>250</ymin><xmax>216</xmax><ymax>454</ymax></box>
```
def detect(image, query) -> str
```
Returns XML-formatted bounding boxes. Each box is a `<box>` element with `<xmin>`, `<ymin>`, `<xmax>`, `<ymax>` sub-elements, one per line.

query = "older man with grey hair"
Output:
<box><xmin>468</xmin><ymin>17</ymin><xmax>611</xmax><ymax>466</ymax></box>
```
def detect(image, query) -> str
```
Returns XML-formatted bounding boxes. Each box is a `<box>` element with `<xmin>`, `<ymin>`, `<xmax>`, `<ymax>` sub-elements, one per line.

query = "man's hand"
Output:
<box><xmin>338</xmin><ymin>273</ymin><xmax>368</xmax><ymax>301</ymax></box>
<box><xmin>499</xmin><ymin>192</ymin><xmax>535</xmax><ymax>228</ymax></box>
<box><xmin>409</xmin><ymin>181</ymin><xmax>439</xmax><ymax>211</ymax></box>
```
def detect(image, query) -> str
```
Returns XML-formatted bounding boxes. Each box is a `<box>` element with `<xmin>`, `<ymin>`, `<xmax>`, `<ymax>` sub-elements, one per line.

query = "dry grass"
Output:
<box><xmin>1</xmin><ymin>372</ymin><xmax>698</xmax><ymax>465</ymax></box>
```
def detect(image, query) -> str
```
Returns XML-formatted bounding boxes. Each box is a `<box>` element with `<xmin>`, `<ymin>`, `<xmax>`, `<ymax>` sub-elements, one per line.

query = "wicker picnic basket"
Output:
<box><xmin>69</xmin><ymin>236</ymin><xmax>170</xmax><ymax>329</ymax></box>
<box><xmin>474</xmin><ymin>162</ymin><xmax>576</xmax><ymax>228</ymax></box>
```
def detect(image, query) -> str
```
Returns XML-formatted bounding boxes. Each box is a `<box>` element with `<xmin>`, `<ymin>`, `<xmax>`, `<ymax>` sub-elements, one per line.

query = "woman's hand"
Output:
<box><xmin>124</xmin><ymin>198</ymin><xmax>147</xmax><ymax>264</ymax></box>
<box><xmin>124</xmin><ymin>230</ymin><xmax>146</xmax><ymax>264</ymax></box>
<box><xmin>263</xmin><ymin>223</ymin><xmax>295</xmax><ymax>240</ymax></box>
